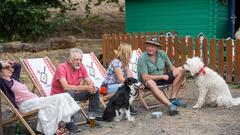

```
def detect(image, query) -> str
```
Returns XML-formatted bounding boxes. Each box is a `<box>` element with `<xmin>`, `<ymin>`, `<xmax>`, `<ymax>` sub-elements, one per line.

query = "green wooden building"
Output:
<box><xmin>125</xmin><ymin>0</ymin><xmax>239</xmax><ymax>39</ymax></box>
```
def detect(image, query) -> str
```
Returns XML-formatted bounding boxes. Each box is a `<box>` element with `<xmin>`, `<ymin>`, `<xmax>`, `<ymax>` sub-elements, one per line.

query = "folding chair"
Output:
<box><xmin>82</xmin><ymin>52</ymin><xmax>113</xmax><ymax>108</ymax></box>
<box><xmin>1</xmin><ymin>90</ymin><xmax>39</xmax><ymax>135</ymax></box>
<box><xmin>20</xmin><ymin>57</ymin><xmax>88</xmax><ymax>123</ymax></box>
<box><xmin>129</xmin><ymin>49</ymin><xmax>171</xmax><ymax>110</ymax></box>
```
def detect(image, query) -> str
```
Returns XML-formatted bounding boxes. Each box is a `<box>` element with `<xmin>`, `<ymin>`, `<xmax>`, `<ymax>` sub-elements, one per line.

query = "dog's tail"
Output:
<box><xmin>232</xmin><ymin>97</ymin><xmax>240</xmax><ymax>106</ymax></box>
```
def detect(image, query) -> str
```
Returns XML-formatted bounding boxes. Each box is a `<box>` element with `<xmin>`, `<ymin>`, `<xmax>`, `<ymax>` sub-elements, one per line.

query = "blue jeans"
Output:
<box><xmin>107</xmin><ymin>84</ymin><xmax>122</xmax><ymax>94</ymax></box>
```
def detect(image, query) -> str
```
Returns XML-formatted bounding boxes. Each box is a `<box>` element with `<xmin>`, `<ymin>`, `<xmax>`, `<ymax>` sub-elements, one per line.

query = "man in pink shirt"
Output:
<box><xmin>51</xmin><ymin>48</ymin><xmax>100</xmax><ymax>118</ymax></box>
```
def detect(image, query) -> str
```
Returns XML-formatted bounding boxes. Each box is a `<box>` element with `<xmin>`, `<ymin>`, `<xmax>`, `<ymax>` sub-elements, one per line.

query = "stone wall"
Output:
<box><xmin>0</xmin><ymin>37</ymin><xmax>102</xmax><ymax>55</ymax></box>
<box><xmin>0</xmin><ymin>36</ymin><xmax>85</xmax><ymax>53</ymax></box>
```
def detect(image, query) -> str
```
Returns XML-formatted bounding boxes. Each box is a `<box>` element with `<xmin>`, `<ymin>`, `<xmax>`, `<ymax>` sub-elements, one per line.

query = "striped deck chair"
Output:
<box><xmin>20</xmin><ymin>57</ymin><xmax>88</xmax><ymax>122</ymax></box>
<box><xmin>82</xmin><ymin>52</ymin><xmax>112</xmax><ymax>108</ymax></box>
<box><xmin>1</xmin><ymin>90</ymin><xmax>39</xmax><ymax>135</ymax></box>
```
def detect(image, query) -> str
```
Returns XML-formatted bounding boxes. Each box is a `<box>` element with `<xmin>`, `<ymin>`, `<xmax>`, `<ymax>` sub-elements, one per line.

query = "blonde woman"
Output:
<box><xmin>101</xmin><ymin>43</ymin><xmax>137</xmax><ymax>113</ymax></box>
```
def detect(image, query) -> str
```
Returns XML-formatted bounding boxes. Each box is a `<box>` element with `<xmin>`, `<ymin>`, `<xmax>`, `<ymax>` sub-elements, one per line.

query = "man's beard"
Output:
<box><xmin>147</xmin><ymin>51</ymin><xmax>154</xmax><ymax>56</ymax></box>
<box><xmin>74</xmin><ymin>65</ymin><xmax>80</xmax><ymax>70</ymax></box>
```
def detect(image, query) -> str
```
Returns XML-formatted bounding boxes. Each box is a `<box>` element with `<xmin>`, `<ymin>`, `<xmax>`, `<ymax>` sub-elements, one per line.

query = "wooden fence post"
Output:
<box><xmin>167</xmin><ymin>36</ymin><xmax>174</xmax><ymax>62</ymax></box>
<box><xmin>234</xmin><ymin>39</ymin><xmax>240</xmax><ymax>82</ymax></box>
<box><xmin>218</xmin><ymin>39</ymin><xmax>225</xmax><ymax>77</ymax></box>
<box><xmin>139</xmin><ymin>33</ymin><xmax>145</xmax><ymax>51</ymax></box>
<box><xmin>160</xmin><ymin>36</ymin><xmax>166</xmax><ymax>52</ymax></box>
<box><xmin>195</xmin><ymin>38</ymin><xmax>201</xmax><ymax>57</ymax></box>
<box><xmin>180</xmin><ymin>37</ymin><xmax>186</xmax><ymax>65</ymax></box>
<box><xmin>226</xmin><ymin>39</ymin><xmax>233</xmax><ymax>82</ymax></box>
<box><xmin>132</xmin><ymin>33</ymin><xmax>138</xmax><ymax>50</ymax></box>
<box><xmin>188</xmin><ymin>37</ymin><xmax>193</xmax><ymax>58</ymax></box>
<box><xmin>126</xmin><ymin>34</ymin><xmax>131</xmax><ymax>44</ymax></box>
<box><xmin>210</xmin><ymin>38</ymin><xmax>216</xmax><ymax>71</ymax></box>
<box><xmin>202</xmin><ymin>38</ymin><xmax>208</xmax><ymax>65</ymax></box>
<box><xmin>173</xmin><ymin>36</ymin><xmax>179</xmax><ymax>67</ymax></box>
<box><xmin>111</xmin><ymin>33</ymin><xmax>117</xmax><ymax>59</ymax></box>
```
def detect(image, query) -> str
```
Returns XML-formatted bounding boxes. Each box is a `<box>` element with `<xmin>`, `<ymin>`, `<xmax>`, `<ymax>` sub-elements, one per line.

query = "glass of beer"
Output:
<box><xmin>89</xmin><ymin>116</ymin><xmax>96</xmax><ymax>128</ymax></box>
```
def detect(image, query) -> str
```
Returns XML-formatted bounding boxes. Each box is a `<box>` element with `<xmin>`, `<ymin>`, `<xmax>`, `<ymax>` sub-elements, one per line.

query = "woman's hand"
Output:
<box><xmin>2</xmin><ymin>61</ymin><xmax>14</xmax><ymax>69</ymax></box>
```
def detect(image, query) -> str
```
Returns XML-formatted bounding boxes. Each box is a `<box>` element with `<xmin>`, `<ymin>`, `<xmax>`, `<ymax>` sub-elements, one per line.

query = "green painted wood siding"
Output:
<box><xmin>126</xmin><ymin>0</ymin><xmax>229</xmax><ymax>38</ymax></box>
<box><xmin>216</xmin><ymin>1</ymin><xmax>229</xmax><ymax>38</ymax></box>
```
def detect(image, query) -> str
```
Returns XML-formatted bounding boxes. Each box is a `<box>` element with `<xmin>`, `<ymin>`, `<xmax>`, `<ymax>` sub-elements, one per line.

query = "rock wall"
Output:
<box><xmin>0</xmin><ymin>37</ymin><xmax>103</xmax><ymax>58</ymax></box>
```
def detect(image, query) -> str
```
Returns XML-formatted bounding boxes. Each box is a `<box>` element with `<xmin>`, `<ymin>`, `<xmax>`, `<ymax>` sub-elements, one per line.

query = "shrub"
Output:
<box><xmin>0</xmin><ymin>0</ymin><xmax>77</xmax><ymax>42</ymax></box>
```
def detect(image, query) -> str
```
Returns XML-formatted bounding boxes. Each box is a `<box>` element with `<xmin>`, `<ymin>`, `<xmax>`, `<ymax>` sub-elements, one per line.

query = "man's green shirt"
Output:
<box><xmin>137</xmin><ymin>50</ymin><xmax>172</xmax><ymax>82</ymax></box>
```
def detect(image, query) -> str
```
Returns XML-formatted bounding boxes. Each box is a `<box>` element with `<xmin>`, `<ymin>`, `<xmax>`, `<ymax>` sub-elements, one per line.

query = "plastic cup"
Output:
<box><xmin>100</xmin><ymin>86</ymin><xmax>107</xmax><ymax>96</ymax></box>
<box><xmin>151</xmin><ymin>112</ymin><xmax>163</xmax><ymax>119</ymax></box>
<box><xmin>89</xmin><ymin>116</ymin><xmax>96</xmax><ymax>128</ymax></box>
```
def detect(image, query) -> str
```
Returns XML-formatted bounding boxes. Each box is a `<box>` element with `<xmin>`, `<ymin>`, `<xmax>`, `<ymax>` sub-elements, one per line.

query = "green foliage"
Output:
<box><xmin>0</xmin><ymin>0</ymin><xmax>77</xmax><ymax>42</ymax></box>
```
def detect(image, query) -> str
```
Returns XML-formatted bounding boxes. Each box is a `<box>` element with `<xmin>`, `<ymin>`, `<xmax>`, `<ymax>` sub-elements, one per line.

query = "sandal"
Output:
<box><xmin>56</xmin><ymin>127</ymin><xmax>70</xmax><ymax>135</ymax></box>
<box><xmin>56</xmin><ymin>122</ymin><xmax>70</xmax><ymax>135</ymax></box>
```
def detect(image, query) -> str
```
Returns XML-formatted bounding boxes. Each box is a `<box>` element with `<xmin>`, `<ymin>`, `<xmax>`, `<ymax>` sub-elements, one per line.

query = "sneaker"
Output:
<box><xmin>170</xmin><ymin>98</ymin><xmax>186</xmax><ymax>107</ymax></box>
<box><xmin>130</xmin><ymin>105</ymin><xmax>138</xmax><ymax>115</ymax></box>
<box><xmin>65</xmin><ymin>122</ymin><xmax>81</xmax><ymax>133</ymax></box>
<box><xmin>168</xmin><ymin>104</ymin><xmax>179</xmax><ymax>116</ymax></box>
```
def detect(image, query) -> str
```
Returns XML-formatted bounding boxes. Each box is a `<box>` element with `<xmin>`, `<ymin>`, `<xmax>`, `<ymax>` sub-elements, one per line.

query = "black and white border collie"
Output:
<box><xmin>102</xmin><ymin>77</ymin><xmax>144</xmax><ymax>122</ymax></box>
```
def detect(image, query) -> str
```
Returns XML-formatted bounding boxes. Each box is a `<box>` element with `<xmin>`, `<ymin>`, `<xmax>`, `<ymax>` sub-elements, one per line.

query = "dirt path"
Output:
<box><xmin>78</xmin><ymin>80</ymin><xmax>240</xmax><ymax>135</ymax></box>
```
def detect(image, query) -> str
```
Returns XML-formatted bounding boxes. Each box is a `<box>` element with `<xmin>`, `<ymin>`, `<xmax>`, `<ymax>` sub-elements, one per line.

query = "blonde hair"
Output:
<box><xmin>116</xmin><ymin>43</ymin><xmax>132</xmax><ymax>68</ymax></box>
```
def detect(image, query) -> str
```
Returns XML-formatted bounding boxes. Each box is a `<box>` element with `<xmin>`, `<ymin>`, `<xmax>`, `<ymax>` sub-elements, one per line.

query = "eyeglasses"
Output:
<box><xmin>73</xmin><ymin>58</ymin><xmax>82</xmax><ymax>62</ymax></box>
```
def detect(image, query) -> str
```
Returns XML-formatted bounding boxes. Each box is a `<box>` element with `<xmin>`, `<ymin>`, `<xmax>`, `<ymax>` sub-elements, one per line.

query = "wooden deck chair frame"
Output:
<box><xmin>20</xmin><ymin>56</ymin><xmax>88</xmax><ymax>124</ymax></box>
<box><xmin>139</xmin><ymin>85</ymin><xmax>170</xmax><ymax>110</ymax></box>
<box><xmin>1</xmin><ymin>90</ymin><xmax>39</xmax><ymax>135</ymax></box>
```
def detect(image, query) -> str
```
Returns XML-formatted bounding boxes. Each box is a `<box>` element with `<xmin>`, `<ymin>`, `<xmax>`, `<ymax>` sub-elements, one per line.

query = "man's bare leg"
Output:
<box><xmin>171</xmin><ymin>67</ymin><xmax>185</xmax><ymax>98</ymax></box>
<box><xmin>145</xmin><ymin>80</ymin><xmax>171</xmax><ymax>106</ymax></box>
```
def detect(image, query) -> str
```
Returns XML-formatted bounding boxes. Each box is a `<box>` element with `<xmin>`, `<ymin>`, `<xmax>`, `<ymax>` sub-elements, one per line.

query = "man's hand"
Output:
<box><xmin>86</xmin><ymin>85</ymin><xmax>97</xmax><ymax>94</ymax></box>
<box><xmin>161</xmin><ymin>75</ymin><xmax>169</xmax><ymax>81</ymax></box>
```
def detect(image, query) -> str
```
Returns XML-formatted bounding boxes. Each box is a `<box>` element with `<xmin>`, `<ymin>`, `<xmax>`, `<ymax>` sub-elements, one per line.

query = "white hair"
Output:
<box><xmin>69</xmin><ymin>48</ymin><xmax>83</xmax><ymax>60</ymax></box>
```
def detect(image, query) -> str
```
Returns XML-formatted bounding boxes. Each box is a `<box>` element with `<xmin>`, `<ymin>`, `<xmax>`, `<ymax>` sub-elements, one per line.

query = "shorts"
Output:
<box><xmin>155</xmin><ymin>71</ymin><xmax>175</xmax><ymax>86</ymax></box>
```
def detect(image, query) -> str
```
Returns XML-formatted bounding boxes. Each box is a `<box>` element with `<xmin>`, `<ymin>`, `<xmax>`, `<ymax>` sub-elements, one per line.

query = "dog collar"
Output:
<box><xmin>195</xmin><ymin>66</ymin><xmax>206</xmax><ymax>77</ymax></box>
<box><xmin>130</xmin><ymin>87</ymin><xmax>139</xmax><ymax>98</ymax></box>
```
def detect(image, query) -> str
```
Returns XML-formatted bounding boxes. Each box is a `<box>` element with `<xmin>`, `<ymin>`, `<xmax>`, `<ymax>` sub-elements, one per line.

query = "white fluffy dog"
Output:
<box><xmin>183</xmin><ymin>57</ymin><xmax>240</xmax><ymax>108</ymax></box>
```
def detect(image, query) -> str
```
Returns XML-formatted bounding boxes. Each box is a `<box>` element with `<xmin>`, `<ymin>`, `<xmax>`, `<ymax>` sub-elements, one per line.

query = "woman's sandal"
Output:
<box><xmin>56</xmin><ymin>127</ymin><xmax>70</xmax><ymax>135</ymax></box>
<box><xmin>56</xmin><ymin>122</ymin><xmax>71</xmax><ymax>135</ymax></box>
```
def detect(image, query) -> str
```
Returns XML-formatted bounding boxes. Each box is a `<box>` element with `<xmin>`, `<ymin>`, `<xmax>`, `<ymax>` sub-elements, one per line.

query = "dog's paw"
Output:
<box><xmin>127</xmin><ymin>116</ymin><xmax>135</xmax><ymax>121</ymax></box>
<box><xmin>114</xmin><ymin>117</ymin><xmax>121</xmax><ymax>122</ymax></box>
<box><xmin>193</xmin><ymin>104</ymin><xmax>201</xmax><ymax>109</ymax></box>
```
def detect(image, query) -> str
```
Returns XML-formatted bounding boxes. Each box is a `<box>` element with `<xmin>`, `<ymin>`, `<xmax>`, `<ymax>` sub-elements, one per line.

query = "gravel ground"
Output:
<box><xmin>76</xmin><ymin>80</ymin><xmax>240</xmax><ymax>135</ymax></box>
